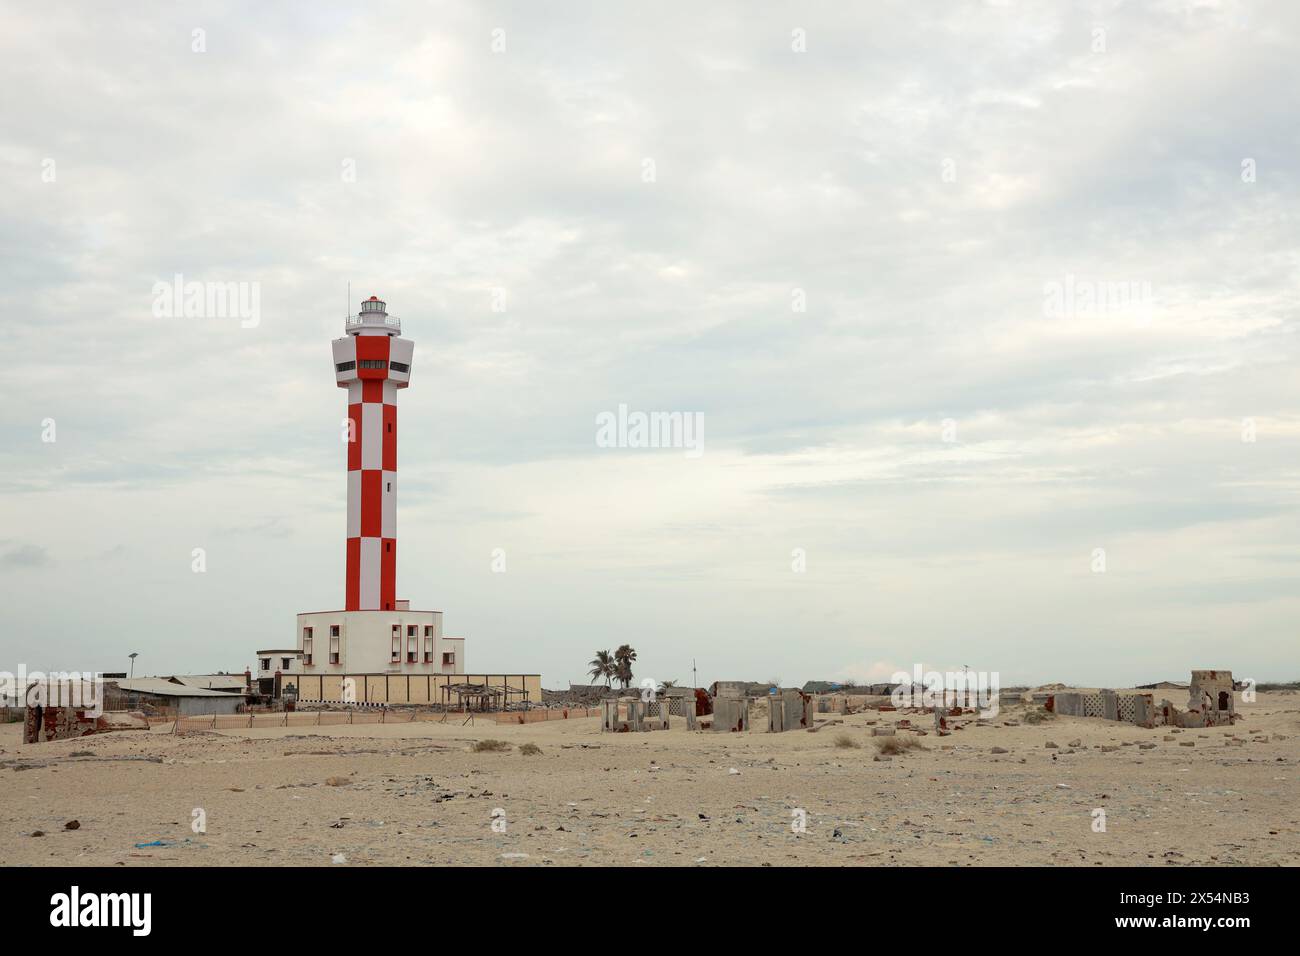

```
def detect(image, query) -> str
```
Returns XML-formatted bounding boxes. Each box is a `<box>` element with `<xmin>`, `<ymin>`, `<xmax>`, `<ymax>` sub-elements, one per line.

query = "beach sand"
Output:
<box><xmin>2</xmin><ymin>692</ymin><xmax>1297</xmax><ymax>866</ymax></box>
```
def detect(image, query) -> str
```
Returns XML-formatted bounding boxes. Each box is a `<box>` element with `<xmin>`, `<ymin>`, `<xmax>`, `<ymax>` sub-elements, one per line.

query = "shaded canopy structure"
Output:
<box><xmin>440</xmin><ymin>682</ymin><xmax>531</xmax><ymax>711</ymax></box>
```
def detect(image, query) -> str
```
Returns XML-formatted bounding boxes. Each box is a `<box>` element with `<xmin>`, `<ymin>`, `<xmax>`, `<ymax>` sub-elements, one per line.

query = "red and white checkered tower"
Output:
<box><xmin>331</xmin><ymin>296</ymin><xmax>414</xmax><ymax>611</ymax></box>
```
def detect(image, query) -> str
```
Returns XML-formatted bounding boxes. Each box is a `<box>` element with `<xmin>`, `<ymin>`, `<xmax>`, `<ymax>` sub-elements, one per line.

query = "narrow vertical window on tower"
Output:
<box><xmin>424</xmin><ymin>628</ymin><xmax>433</xmax><ymax>663</ymax></box>
<box><xmin>329</xmin><ymin>634</ymin><xmax>340</xmax><ymax>665</ymax></box>
<box><xmin>407</xmin><ymin>625</ymin><xmax>417</xmax><ymax>663</ymax></box>
<box><xmin>390</xmin><ymin>626</ymin><xmax>400</xmax><ymax>663</ymax></box>
<box><xmin>303</xmin><ymin>636</ymin><xmax>313</xmax><ymax>666</ymax></box>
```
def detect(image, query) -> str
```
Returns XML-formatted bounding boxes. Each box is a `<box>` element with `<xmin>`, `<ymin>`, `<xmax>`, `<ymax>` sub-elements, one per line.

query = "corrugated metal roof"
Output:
<box><xmin>170</xmin><ymin>674</ymin><xmax>247</xmax><ymax>691</ymax></box>
<box><xmin>115</xmin><ymin>678</ymin><xmax>245</xmax><ymax>698</ymax></box>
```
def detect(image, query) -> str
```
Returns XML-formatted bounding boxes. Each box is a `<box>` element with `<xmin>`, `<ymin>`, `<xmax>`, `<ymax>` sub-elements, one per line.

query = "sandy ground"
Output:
<box><xmin>2</xmin><ymin>693</ymin><xmax>1298</xmax><ymax>866</ymax></box>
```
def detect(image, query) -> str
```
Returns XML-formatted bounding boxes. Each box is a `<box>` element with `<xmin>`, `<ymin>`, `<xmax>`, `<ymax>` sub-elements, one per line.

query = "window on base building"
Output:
<box><xmin>260</xmin><ymin>658</ymin><xmax>271</xmax><ymax>671</ymax></box>
<box><xmin>442</xmin><ymin>652</ymin><xmax>455</xmax><ymax>667</ymax></box>
<box><xmin>424</xmin><ymin>631</ymin><xmax>433</xmax><ymax>662</ymax></box>
<box><xmin>303</xmin><ymin>637</ymin><xmax>313</xmax><ymax>666</ymax></box>
<box><xmin>391</xmin><ymin>626</ymin><xmax>401</xmax><ymax>663</ymax></box>
<box><xmin>329</xmin><ymin>635</ymin><xmax>340</xmax><ymax>664</ymax></box>
<box><xmin>282</xmin><ymin>657</ymin><xmax>291</xmax><ymax>670</ymax></box>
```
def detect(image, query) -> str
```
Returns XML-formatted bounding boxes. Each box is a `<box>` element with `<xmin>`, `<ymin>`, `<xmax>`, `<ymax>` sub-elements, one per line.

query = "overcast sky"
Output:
<box><xmin>1</xmin><ymin>1</ymin><xmax>1297</xmax><ymax>690</ymax></box>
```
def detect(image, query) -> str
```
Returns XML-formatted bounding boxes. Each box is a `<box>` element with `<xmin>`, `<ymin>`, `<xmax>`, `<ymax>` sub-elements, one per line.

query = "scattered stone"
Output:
<box><xmin>326</xmin><ymin>776</ymin><xmax>352</xmax><ymax>786</ymax></box>
<box><xmin>872</xmin><ymin>727</ymin><xmax>896</xmax><ymax>737</ymax></box>
<box><xmin>1179</xmin><ymin>742</ymin><xmax>1195</xmax><ymax>748</ymax></box>
<box><xmin>64</xmin><ymin>820</ymin><xmax>80</xmax><ymax>830</ymax></box>
<box><xmin>991</xmin><ymin>746</ymin><xmax>1009</xmax><ymax>754</ymax></box>
<box><xmin>1139</xmin><ymin>743</ymin><xmax>1156</xmax><ymax>750</ymax></box>
<box><xmin>1045</xmin><ymin>741</ymin><xmax>1059</xmax><ymax>749</ymax></box>
<box><xmin>1068</xmin><ymin>739</ymin><xmax>1081</xmax><ymax>748</ymax></box>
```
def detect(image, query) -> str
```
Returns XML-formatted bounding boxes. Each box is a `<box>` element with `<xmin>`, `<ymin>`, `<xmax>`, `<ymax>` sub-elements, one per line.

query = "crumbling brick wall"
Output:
<box><xmin>23</xmin><ymin>706</ymin><xmax>98</xmax><ymax>744</ymax></box>
<box><xmin>1180</xmin><ymin>670</ymin><xmax>1236</xmax><ymax>727</ymax></box>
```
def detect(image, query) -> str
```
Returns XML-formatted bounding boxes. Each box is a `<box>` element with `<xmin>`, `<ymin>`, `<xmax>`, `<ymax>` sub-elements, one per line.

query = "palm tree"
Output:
<box><xmin>588</xmin><ymin>650</ymin><xmax>615</xmax><ymax>688</ymax></box>
<box><xmin>613</xmin><ymin>645</ymin><xmax>637</xmax><ymax>689</ymax></box>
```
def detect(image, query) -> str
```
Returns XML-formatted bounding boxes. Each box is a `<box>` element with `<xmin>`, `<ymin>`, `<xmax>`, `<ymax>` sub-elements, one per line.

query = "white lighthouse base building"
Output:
<box><xmin>256</xmin><ymin>608</ymin><xmax>541</xmax><ymax>707</ymax></box>
<box><xmin>293</xmin><ymin>605</ymin><xmax>463</xmax><ymax>675</ymax></box>
<box><xmin>256</xmin><ymin>601</ymin><xmax>481</xmax><ymax>702</ymax></box>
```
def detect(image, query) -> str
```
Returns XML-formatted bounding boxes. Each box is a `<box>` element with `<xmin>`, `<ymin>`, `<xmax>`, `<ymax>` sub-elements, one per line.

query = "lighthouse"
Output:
<box><xmin>330</xmin><ymin>296</ymin><xmax>413</xmax><ymax>611</ymax></box>
<box><xmin>255</xmin><ymin>295</ymin><xmax>466</xmax><ymax>693</ymax></box>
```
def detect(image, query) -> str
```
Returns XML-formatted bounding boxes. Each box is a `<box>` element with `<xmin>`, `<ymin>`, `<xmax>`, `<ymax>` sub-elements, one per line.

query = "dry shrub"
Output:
<box><xmin>834</xmin><ymin>733</ymin><xmax>861</xmax><ymax>749</ymax></box>
<box><xmin>472</xmin><ymin>739</ymin><xmax>512</xmax><ymax>753</ymax></box>
<box><xmin>518</xmin><ymin>742</ymin><xmax>542</xmax><ymax>756</ymax></box>
<box><xmin>874</xmin><ymin>735</ymin><xmax>926</xmax><ymax>755</ymax></box>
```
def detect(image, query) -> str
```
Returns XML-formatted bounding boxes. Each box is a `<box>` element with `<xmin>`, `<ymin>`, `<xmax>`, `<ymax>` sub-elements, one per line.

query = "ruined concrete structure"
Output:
<box><xmin>767</xmin><ymin>690</ymin><xmax>815</xmax><ymax>732</ymax></box>
<box><xmin>601</xmin><ymin>697</ymin><xmax>645</xmax><ymax>732</ymax></box>
<box><xmin>1156</xmin><ymin>670</ymin><xmax>1237</xmax><ymax>728</ymax></box>
<box><xmin>600</xmin><ymin>696</ymin><xmax>695</xmax><ymax>732</ymax></box>
<box><xmin>710</xmin><ymin>686</ymin><xmax>813</xmax><ymax>733</ymax></box>
<box><xmin>711</xmin><ymin>695</ymin><xmax>750</xmax><ymax>732</ymax></box>
<box><xmin>1185</xmin><ymin>670</ymin><xmax>1235</xmax><ymax>726</ymax></box>
<box><xmin>1049</xmin><ymin>670</ymin><xmax>1237</xmax><ymax>730</ymax></box>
